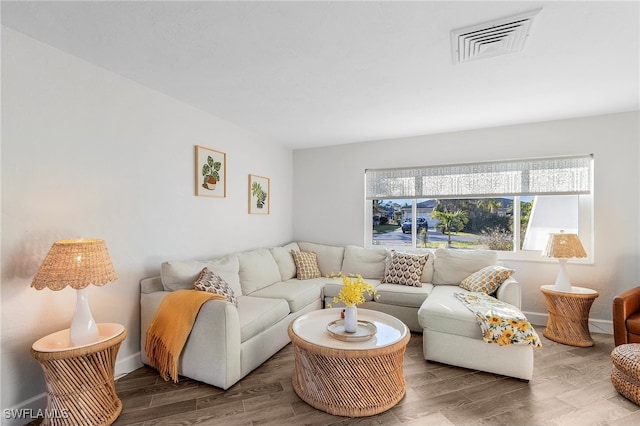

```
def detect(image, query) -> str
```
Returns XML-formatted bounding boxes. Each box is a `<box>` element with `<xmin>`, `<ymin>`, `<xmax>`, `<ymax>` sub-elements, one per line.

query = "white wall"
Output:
<box><xmin>1</xmin><ymin>28</ymin><xmax>293</xmax><ymax>417</ymax></box>
<box><xmin>293</xmin><ymin>112</ymin><xmax>640</xmax><ymax>327</ymax></box>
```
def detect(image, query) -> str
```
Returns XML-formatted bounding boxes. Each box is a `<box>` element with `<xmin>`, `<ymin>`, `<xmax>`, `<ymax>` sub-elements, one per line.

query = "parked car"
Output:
<box><xmin>401</xmin><ymin>218</ymin><xmax>427</xmax><ymax>234</ymax></box>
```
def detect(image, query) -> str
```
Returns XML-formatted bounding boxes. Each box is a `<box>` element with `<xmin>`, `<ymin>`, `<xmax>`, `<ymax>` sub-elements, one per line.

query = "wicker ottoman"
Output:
<box><xmin>611</xmin><ymin>344</ymin><xmax>640</xmax><ymax>405</ymax></box>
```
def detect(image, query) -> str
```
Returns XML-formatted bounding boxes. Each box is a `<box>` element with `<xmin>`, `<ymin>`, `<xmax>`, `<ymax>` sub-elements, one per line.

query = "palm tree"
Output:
<box><xmin>432</xmin><ymin>209</ymin><xmax>469</xmax><ymax>247</ymax></box>
<box><xmin>477</xmin><ymin>198</ymin><xmax>502</xmax><ymax>214</ymax></box>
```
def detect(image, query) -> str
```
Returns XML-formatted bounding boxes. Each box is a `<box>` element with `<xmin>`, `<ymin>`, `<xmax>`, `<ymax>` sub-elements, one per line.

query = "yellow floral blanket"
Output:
<box><xmin>454</xmin><ymin>292</ymin><xmax>542</xmax><ymax>348</ymax></box>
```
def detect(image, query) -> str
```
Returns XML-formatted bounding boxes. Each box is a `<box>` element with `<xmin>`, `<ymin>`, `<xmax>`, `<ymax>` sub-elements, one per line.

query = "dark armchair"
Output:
<box><xmin>613</xmin><ymin>286</ymin><xmax>640</xmax><ymax>346</ymax></box>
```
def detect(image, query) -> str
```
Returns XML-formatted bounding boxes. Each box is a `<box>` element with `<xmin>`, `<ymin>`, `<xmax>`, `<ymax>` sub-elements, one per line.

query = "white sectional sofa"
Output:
<box><xmin>140</xmin><ymin>241</ymin><xmax>534</xmax><ymax>391</ymax></box>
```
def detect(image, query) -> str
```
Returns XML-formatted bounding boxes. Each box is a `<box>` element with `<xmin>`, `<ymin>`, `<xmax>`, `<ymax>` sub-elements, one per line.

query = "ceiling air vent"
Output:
<box><xmin>451</xmin><ymin>9</ymin><xmax>542</xmax><ymax>64</ymax></box>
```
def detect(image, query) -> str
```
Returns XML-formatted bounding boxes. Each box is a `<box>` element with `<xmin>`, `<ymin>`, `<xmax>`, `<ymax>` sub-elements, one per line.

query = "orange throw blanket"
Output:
<box><xmin>145</xmin><ymin>289</ymin><xmax>226</xmax><ymax>382</ymax></box>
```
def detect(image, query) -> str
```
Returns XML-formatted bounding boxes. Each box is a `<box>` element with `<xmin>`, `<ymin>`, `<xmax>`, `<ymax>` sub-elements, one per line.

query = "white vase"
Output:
<box><xmin>344</xmin><ymin>306</ymin><xmax>358</xmax><ymax>333</ymax></box>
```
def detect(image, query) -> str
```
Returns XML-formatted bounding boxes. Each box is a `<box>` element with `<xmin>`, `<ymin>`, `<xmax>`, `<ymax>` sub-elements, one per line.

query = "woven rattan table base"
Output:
<box><xmin>541</xmin><ymin>286</ymin><xmax>598</xmax><ymax>347</ymax></box>
<box><xmin>288</xmin><ymin>323</ymin><xmax>410</xmax><ymax>417</ymax></box>
<box><xmin>31</xmin><ymin>329</ymin><xmax>126</xmax><ymax>425</ymax></box>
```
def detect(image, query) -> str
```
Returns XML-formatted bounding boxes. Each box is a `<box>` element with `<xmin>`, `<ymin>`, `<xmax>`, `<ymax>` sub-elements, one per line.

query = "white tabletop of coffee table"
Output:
<box><xmin>291</xmin><ymin>308</ymin><xmax>408</xmax><ymax>350</ymax></box>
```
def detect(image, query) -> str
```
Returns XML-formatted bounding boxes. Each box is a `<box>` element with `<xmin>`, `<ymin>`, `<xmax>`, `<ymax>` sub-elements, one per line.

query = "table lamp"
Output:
<box><xmin>31</xmin><ymin>239</ymin><xmax>117</xmax><ymax>346</ymax></box>
<box><xmin>542</xmin><ymin>230</ymin><xmax>586</xmax><ymax>292</ymax></box>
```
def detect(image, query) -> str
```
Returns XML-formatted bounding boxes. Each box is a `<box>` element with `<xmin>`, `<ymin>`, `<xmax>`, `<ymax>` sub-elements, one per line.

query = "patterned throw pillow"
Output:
<box><xmin>290</xmin><ymin>250</ymin><xmax>321</xmax><ymax>280</ymax></box>
<box><xmin>382</xmin><ymin>251</ymin><xmax>429</xmax><ymax>287</ymax></box>
<box><xmin>459</xmin><ymin>265</ymin><xmax>515</xmax><ymax>295</ymax></box>
<box><xmin>193</xmin><ymin>267</ymin><xmax>238</xmax><ymax>306</ymax></box>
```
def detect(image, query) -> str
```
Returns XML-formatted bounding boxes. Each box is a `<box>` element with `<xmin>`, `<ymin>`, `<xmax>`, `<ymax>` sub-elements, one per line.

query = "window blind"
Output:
<box><xmin>365</xmin><ymin>155</ymin><xmax>593</xmax><ymax>199</ymax></box>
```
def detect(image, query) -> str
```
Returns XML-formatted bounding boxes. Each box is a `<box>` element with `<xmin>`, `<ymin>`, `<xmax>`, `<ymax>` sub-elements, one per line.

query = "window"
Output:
<box><xmin>366</xmin><ymin>155</ymin><xmax>593</xmax><ymax>260</ymax></box>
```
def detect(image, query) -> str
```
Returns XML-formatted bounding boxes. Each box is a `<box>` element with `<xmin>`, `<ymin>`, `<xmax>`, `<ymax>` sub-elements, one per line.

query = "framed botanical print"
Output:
<box><xmin>248</xmin><ymin>174</ymin><xmax>270</xmax><ymax>214</ymax></box>
<box><xmin>195</xmin><ymin>145</ymin><xmax>226</xmax><ymax>197</ymax></box>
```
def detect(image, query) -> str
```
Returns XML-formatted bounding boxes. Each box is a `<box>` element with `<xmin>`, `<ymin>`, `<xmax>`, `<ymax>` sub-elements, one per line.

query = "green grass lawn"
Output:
<box><xmin>373</xmin><ymin>224</ymin><xmax>401</xmax><ymax>234</ymax></box>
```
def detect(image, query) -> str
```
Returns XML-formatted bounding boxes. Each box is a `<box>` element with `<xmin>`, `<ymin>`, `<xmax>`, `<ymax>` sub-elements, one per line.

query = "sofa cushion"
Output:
<box><xmin>160</xmin><ymin>255</ymin><xmax>242</xmax><ymax>295</ymax></box>
<box><xmin>324</xmin><ymin>278</ymin><xmax>381</xmax><ymax>302</ymax></box>
<box><xmin>290</xmin><ymin>250</ymin><xmax>322</xmax><ymax>280</ymax></box>
<box><xmin>237</xmin><ymin>249</ymin><xmax>282</xmax><ymax>294</ymax></box>
<box><xmin>432</xmin><ymin>248</ymin><xmax>497</xmax><ymax>285</ymax></box>
<box><xmin>297</xmin><ymin>242</ymin><xmax>344</xmax><ymax>276</ymax></box>
<box><xmin>382</xmin><ymin>251</ymin><xmax>429</xmax><ymax>287</ymax></box>
<box><xmin>270</xmin><ymin>243</ymin><xmax>300</xmax><ymax>281</ymax></box>
<box><xmin>193</xmin><ymin>267</ymin><xmax>238</xmax><ymax>306</ymax></box>
<box><xmin>460</xmin><ymin>265</ymin><xmax>515</xmax><ymax>295</ymax></box>
<box><xmin>375</xmin><ymin>283</ymin><xmax>434</xmax><ymax>308</ymax></box>
<box><xmin>341</xmin><ymin>246</ymin><xmax>388</xmax><ymax>279</ymax></box>
<box><xmin>250</xmin><ymin>279</ymin><xmax>325</xmax><ymax>313</ymax></box>
<box><xmin>237</xmin><ymin>296</ymin><xmax>290</xmax><ymax>343</ymax></box>
<box><xmin>421</xmin><ymin>253</ymin><xmax>435</xmax><ymax>283</ymax></box>
<box><xmin>418</xmin><ymin>285</ymin><xmax>483</xmax><ymax>339</ymax></box>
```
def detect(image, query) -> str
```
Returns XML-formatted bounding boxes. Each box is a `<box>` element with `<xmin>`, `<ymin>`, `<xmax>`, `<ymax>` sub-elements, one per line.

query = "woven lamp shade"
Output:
<box><xmin>542</xmin><ymin>232</ymin><xmax>587</xmax><ymax>259</ymax></box>
<box><xmin>31</xmin><ymin>239</ymin><xmax>117</xmax><ymax>291</ymax></box>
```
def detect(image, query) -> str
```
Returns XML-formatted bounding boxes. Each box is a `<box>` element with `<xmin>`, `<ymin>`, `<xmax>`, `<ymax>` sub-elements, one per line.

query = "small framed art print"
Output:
<box><xmin>196</xmin><ymin>145</ymin><xmax>226</xmax><ymax>197</ymax></box>
<box><xmin>249</xmin><ymin>174</ymin><xmax>270</xmax><ymax>214</ymax></box>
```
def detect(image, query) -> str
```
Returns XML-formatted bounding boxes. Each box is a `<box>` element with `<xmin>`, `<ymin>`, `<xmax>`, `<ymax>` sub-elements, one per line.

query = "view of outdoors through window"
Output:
<box><xmin>367</xmin><ymin>157</ymin><xmax>589</xmax><ymax>253</ymax></box>
<box><xmin>372</xmin><ymin>196</ymin><xmax>540</xmax><ymax>250</ymax></box>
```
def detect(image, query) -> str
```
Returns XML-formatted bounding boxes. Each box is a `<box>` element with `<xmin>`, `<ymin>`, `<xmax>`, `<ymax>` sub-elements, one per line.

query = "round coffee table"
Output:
<box><xmin>288</xmin><ymin>308</ymin><xmax>410</xmax><ymax>417</ymax></box>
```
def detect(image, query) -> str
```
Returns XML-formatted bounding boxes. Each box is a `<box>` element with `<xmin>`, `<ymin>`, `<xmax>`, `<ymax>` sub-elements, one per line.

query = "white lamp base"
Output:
<box><xmin>70</xmin><ymin>287</ymin><xmax>99</xmax><ymax>346</ymax></box>
<box><xmin>553</xmin><ymin>259</ymin><xmax>573</xmax><ymax>292</ymax></box>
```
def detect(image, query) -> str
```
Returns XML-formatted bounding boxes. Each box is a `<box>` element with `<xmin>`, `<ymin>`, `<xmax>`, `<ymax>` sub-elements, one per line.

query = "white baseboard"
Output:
<box><xmin>115</xmin><ymin>351</ymin><xmax>143</xmax><ymax>379</ymax></box>
<box><xmin>3</xmin><ymin>353</ymin><xmax>142</xmax><ymax>426</ymax></box>
<box><xmin>523</xmin><ymin>311</ymin><xmax>613</xmax><ymax>335</ymax></box>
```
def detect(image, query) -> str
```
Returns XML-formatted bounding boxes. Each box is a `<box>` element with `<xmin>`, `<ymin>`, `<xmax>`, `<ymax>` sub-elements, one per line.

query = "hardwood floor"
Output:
<box><xmin>110</xmin><ymin>328</ymin><xmax>640</xmax><ymax>426</ymax></box>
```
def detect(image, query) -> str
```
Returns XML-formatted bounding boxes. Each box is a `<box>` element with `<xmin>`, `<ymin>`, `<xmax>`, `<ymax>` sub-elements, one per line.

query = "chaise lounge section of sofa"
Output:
<box><xmin>315</xmin><ymin>242</ymin><xmax>534</xmax><ymax>380</ymax></box>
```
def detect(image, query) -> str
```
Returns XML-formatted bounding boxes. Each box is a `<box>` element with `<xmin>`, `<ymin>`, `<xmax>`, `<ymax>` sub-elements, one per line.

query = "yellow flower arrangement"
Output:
<box><xmin>326</xmin><ymin>272</ymin><xmax>377</xmax><ymax>307</ymax></box>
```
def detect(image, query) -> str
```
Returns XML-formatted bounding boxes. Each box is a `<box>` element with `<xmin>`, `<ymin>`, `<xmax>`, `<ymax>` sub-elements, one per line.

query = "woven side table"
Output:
<box><xmin>540</xmin><ymin>285</ymin><xmax>598</xmax><ymax>347</ymax></box>
<box><xmin>288</xmin><ymin>308</ymin><xmax>410</xmax><ymax>417</ymax></box>
<box><xmin>31</xmin><ymin>323</ymin><xmax>126</xmax><ymax>426</ymax></box>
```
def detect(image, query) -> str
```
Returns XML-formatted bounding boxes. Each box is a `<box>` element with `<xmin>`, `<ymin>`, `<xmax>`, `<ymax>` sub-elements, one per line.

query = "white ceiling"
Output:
<box><xmin>2</xmin><ymin>1</ymin><xmax>639</xmax><ymax>149</ymax></box>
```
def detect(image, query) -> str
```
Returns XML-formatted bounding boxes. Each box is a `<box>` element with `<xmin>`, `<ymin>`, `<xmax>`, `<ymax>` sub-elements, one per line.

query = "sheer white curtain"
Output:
<box><xmin>365</xmin><ymin>155</ymin><xmax>592</xmax><ymax>199</ymax></box>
